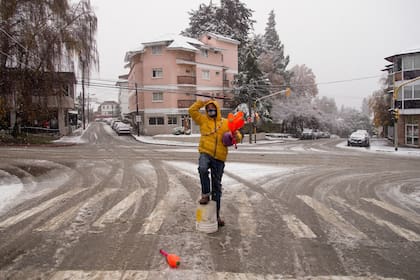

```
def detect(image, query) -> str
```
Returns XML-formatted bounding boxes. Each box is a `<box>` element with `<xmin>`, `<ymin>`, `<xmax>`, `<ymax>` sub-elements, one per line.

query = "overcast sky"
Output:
<box><xmin>86</xmin><ymin>0</ymin><xmax>420</xmax><ymax>109</ymax></box>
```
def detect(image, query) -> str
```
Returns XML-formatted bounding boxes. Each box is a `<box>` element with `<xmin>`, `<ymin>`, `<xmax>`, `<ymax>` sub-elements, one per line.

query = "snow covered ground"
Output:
<box><xmin>54</xmin><ymin>126</ymin><xmax>420</xmax><ymax>157</ymax></box>
<box><xmin>2</xmin><ymin>130</ymin><xmax>417</xmax><ymax>216</ymax></box>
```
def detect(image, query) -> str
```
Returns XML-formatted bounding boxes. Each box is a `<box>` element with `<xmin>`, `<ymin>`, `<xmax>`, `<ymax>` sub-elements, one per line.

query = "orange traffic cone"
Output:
<box><xmin>159</xmin><ymin>249</ymin><xmax>180</xmax><ymax>268</ymax></box>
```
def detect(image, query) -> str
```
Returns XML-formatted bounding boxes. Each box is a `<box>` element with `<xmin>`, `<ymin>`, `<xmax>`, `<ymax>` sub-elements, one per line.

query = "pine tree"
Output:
<box><xmin>182</xmin><ymin>3</ymin><xmax>218</xmax><ymax>38</ymax></box>
<box><xmin>182</xmin><ymin>0</ymin><xmax>254</xmax><ymax>72</ymax></box>
<box><xmin>234</xmin><ymin>41</ymin><xmax>271</xmax><ymax>121</ymax></box>
<box><xmin>259</xmin><ymin>10</ymin><xmax>290</xmax><ymax>86</ymax></box>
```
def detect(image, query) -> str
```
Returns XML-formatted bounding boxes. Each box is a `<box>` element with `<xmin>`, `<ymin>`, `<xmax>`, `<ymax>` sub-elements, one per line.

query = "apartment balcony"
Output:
<box><xmin>177</xmin><ymin>99</ymin><xmax>195</xmax><ymax>108</ymax></box>
<box><xmin>395</xmin><ymin>100</ymin><xmax>420</xmax><ymax>110</ymax></box>
<box><xmin>394</xmin><ymin>70</ymin><xmax>420</xmax><ymax>82</ymax></box>
<box><xmin>177</xmin><ymin>75</ymin><xmax>196</xmax><ymax>85</ymax></box>
<box><xmin>176</xmin><ymin>55</ymin><xmax>195</xmax><ymax>65</ymax></box>
<box><xmin>394</xmin><ymin>72</ymin><xmax>403</xmax><ymax>82</ymax></box>
<box><xmin>403</xmin><ymin>70</ymin><xmax>420</xmax><ymax>80</ymax></box>
<box><xmin>31</xmin><ymin>95</ymin><xmax>74</xmax><ymax>109</ymax></box>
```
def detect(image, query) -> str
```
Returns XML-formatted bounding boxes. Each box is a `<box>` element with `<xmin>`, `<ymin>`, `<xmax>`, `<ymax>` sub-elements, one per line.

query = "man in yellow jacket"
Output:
<box><xmin>189</xmin><ymin>99</ymin><xmax>242</xmax><ymax>227</ymax></box>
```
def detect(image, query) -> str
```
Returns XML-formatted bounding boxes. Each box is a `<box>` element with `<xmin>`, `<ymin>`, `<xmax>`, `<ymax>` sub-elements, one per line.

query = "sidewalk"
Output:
<box><xmin>132</xmin><ymin>133</ymin><xmax>293</xmax><ymax>147</ymax></box>
<box><xmin>338</xmin><ymin>136</ymin><xmax>420</xmax><ymax>156</ymax></box>
<box><xmin>55</xmin><ymin>129</ymin><xmax>420</xmax><ymax>157</ymax></box>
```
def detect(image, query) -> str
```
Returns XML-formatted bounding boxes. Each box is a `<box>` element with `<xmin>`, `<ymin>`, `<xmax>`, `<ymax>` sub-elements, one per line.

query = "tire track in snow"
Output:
<box><xmin>297</xmin><ymin>195</ymin><xmax>367</xmax><ymax>240</ymax></box>
<box><xmin>37</xmin><ymin>188</ymin><xmax>118</xmax><ymax>231</ymax></box>
<box><xmin>0</xmin><ymin>188</ymin><xmax>86</xmax><ymax>229</ymax></box>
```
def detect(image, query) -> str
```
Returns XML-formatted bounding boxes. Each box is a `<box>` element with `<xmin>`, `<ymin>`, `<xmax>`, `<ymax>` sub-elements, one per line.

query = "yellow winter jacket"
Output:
<box><xmin>189</xmin><ymin>100</ymin><xmax>238</xmax><ymax>162</ymax></box>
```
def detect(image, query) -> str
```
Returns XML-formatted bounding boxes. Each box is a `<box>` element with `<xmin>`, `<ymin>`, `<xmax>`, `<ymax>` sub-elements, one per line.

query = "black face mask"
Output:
<box><xmin>207</xmin><ymin>109</ymin><xmax>217</xmax><ymax>118</ymax></box>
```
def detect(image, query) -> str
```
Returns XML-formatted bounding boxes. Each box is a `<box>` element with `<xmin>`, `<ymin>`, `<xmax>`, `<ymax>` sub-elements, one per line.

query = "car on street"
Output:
<box><xmin>300</xmin><ymin>129</ymin><xmax>315</xmax><ymax>140</ymax></box>
<box><xmin>347</xmin><ymin>130</ymin><xmax>370</xmax><ymax>147</ymax></box>
<box><xmin>172</xmin><ymin>126</ymin><xmax>191</xmax><ymax>135</ymax></box>
<box><xmin>115</xmin><ymin>123</ymin><xmax>132</xmax><ymax>135</ymax></box>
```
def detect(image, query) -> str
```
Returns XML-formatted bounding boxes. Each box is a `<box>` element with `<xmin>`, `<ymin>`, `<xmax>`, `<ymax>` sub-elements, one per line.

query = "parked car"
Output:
<box><xmin>319</xmin><ymin>131</ymin><xmax>331</xmax><ymax>138</ymax></box>
<box><xmin>115</xmin><ymin>123</ymin><xmax>131</xmax><ymax>135</ymax></box>
<box><xmin>172</xmin><ymin>126</ymin><xmax>191</xmax><ymax>135</ymax></box>
<box><xmin>301</xmin><ymin>129</ymin><xmax>315</xmax><ymax>140</ymax></box>
<box><xmin>347</xmin><ymin>130</ymin><xmax>370</xmax><ymax>147</ymax></box>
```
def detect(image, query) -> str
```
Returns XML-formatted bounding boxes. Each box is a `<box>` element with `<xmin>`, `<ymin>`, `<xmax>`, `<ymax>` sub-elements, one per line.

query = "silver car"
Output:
<box><xmin>115</xmin><ymin>123</ymin><xmax>132</xmax><ymax>135</ymax></box>
<box><xmin>347</xmin><ymin>131</ymin><xmax>370</xmax><ymax>147</ymax></box>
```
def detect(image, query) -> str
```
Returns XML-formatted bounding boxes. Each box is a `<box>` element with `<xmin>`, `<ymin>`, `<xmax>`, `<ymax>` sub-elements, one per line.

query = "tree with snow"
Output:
<box><xmin>258</xmin><ymin>10</ymin><xmax>291</xmax><ymax>87</ymax></box>
<box><xmin>0</xmin><ymin>0</ymin><xmax>99</xmax><ymax>133</ymax></box>
<box><xmin>270</xmin><ymin>64</ymin><xmax>322</xmax><ymax>135</ymax></box>
<box><xmin>182</xmin><ymin>0</ymin><xmax>255</xmax><ymax>72</ymax></box>
<box><xmin>289</xmin><ymin>64</ymin><xmax>318</xmax><ymax>98</ymax></box>
<box><xmin>233</xmin><ymin>41</ymin><xmax>270</xmax><ymax>120</ymax></box>
<box><xmin>182</xmin><ymin>3</ymin><xmax>219</xmax><ymax>39</ymax></box>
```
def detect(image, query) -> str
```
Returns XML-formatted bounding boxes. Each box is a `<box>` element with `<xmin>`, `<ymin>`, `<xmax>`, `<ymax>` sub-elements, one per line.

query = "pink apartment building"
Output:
<box><xmin>123</xmin><ymin>32</ymin><xmax>239</xmax><ymax>135</ymax></box>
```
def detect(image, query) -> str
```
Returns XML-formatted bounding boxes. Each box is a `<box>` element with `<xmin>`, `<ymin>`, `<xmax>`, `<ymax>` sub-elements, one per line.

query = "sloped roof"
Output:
<box><xmin>124</xmin><ymin>33</ymin><xmax>239</xmax><ymax>62</ymax></box>
<box><xmin>205</xmin><ymin>32</ymin><xmax>241</xmax><ymax>45</ymax></box>
<box><xmin>385</xmin><ymin>46</ymin><xmax>420</xmax><ymax>62</ymax></box>
<box><xmin>142</xmin><ymin>33</ymin><xmax>204</xmax><ymax>51</ymax></box>
<box><xmin>124</xmin><ymin>45</ymin><xmax>145</xmax><ymax>62</ymax></box>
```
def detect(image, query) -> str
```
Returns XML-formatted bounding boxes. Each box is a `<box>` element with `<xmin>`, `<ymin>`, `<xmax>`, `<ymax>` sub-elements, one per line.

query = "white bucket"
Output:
<box><xmin>196</xmin><ymin>200</ymin><xmax>218</xmax><ymax>233</ymax></box>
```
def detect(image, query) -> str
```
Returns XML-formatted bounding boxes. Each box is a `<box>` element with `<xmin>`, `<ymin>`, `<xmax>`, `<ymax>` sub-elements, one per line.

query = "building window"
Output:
<box><xmin>403</xmin><ymin>54</ymin><xmax>420</xmax><ymax>70</ymax></box>
<box><xmin>167</xmin><ymin>116</ymin><xmax>177</xmax><ymax>125</ymax></box>
<box><xmin>152</xmin><ymin>68</ymin><xmax>163</xmax><ymax>78</ymax></box>
<box><xmin>149</xmin><ymin>117</ymin><xmax>164</xmax><ymax>125</ymax></box>
<box><xmin>201</xmin><ymin>49</ymin><xmax>208</xmax><ymax>57</ymax></box>
<box><xmin>403</xmin><ymin>86</ymin><xmax>412</xmax><ymax>100</ymax></box>
<box><xmin>202</xmin><ymin>70</ymin><xmax>210</xmax><ymax>80</ymax></box>
<box><xmin>62</xmin><ymin>84</ymin><xmax>70</xmax><ymax>96</ymax></box>
<box><xmin>406</xmin><ymin>123</ymin><xmax>419</xmax><ymax>146</ymax></box>
<box><xmin>415</xmin><ymin>85</ymin><xmax>420</xmax><ymax>99</ymax></box>
<box><xmin>152</xmin><ymin>92</ymin><xmax>163</xmax><ymax>102</ymax></box>
<box><xmin>152</xmin><ymin>46</ymin><xmax>163</xmax><ymax>55</ymax></box>
<box><xmin>403</xmin><ymin>85</ymin><xmax>420</xmax><ymax>100</ymax></box>
<box><xmin>394</xmin><ymin>57</ymin><xmax>402</xmax><ymax>72</ymax></box>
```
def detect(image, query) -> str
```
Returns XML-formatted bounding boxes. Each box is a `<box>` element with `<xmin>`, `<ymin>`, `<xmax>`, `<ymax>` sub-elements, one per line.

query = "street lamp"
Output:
<box><xmin>392</xmin><ymin>76</ymin><xmax>420</xmax><ymax>151</ymax></box>
<box><xmin>252</xmin><ymin>88</ymin><xmax>291</xmax><ymax>143</ymax></box>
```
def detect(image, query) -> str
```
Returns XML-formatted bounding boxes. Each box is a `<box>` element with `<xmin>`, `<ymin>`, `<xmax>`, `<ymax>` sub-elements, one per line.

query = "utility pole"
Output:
<box><xmin>247</xmin><ymin>89</ymin><xmax>253</xmax><ymax>144</ymax></box>
<box><xmin>81</xmin><ymin>61</ymin><xmax>85</xmax><ymax>130</ymax></box>
<box><xmin>87</xmin><ymin>91</ymin><xmax>90</xmax><ymax>124</ymax></box>
<box><xmin>253</xmin><ymin>101</ymin><xmax>257</xmax><ymax>143</ymax></box>
<box><xmin>136</xmin><ymin>83</ymin><xmax>140</xmax><ymax>136</ymax></box>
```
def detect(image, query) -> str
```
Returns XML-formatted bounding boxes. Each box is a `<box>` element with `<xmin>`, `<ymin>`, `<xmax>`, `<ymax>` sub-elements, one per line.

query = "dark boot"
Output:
<box><xmin>217</xmin><ymin>217</ymin><xmax>225</xmax><ymax>227</ymax></box>
<box><xmin>199</xmin><ymin>195</ymin><xmax>210</xmax><ymax>205</ymax></box>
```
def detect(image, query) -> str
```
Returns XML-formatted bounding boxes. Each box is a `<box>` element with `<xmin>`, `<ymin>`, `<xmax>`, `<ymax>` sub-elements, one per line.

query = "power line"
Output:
<box><xmin>0</xmin><ymin>27</ymin><xmax>28</xmax><ymax>53</ymax></box>
<box><xmin>79</xmin><ymin>73</ymin><xmax>383</xmax><ymax>92</ymax></box>
<box><xmin>317</xmin><ymin>75</ymin><xmax>382</xmax><ymax>85</ymax></box>
<box><xmin>0</xmin><ymin>50</ymin><xmax>37</xmax><ymax>70</ymax></box>
<box><xmin>0</xmin><ymin>27</ymin><xmax>43</xmax><ymax>65</ymax></box>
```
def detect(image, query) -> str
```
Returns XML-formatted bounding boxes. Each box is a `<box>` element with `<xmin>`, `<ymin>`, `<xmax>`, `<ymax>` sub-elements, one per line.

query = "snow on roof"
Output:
<box><xmin>167</xmin><ymin>36</ymin><xmax>200</xmax><ymax>52</ymax></box>
<box><xmin>205</xmin><ymin>32</ymin><xmax>240</xmax><ymax>45</ymax></box>
<box><xmin>124</xmin><ymin>32</ymin><xmax>239</xmax><ymax>62</ymax></box>
<box><xmin>385</xmin><ymin>46</ymin><xmax>420</xmax><ymax>61</ymax></box>
<box><xmin>124</xmin><ymin>45</ymin><xmax>144</xmax><ymax>62</ymax></box>
<box><xmin>142</xmin><ymin>33</ymin><xmax>203</xmax><ymax>49</ymax></box>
